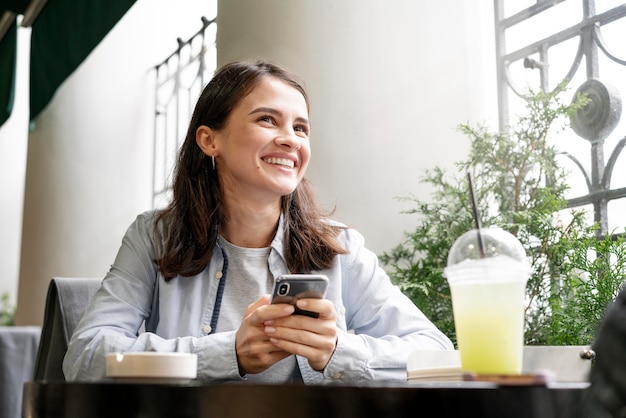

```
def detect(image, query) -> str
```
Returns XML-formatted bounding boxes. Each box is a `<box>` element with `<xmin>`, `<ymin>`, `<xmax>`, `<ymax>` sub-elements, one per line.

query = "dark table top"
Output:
<box><xmin>23</xmin><ymin>379</ymin><xmax>589</xmax><ymax>418</ymax></box>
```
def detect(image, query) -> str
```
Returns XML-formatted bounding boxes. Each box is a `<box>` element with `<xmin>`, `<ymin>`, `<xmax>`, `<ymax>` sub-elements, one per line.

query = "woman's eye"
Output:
<box><xmin>294</xmin><ymin>124</ymin><xmax>309</xmax><ymax>135</ymax></box>
<box><xmin>259</xmin><ymin>115</ymin><xmax>274</xmax><ymax>124</ymax></box>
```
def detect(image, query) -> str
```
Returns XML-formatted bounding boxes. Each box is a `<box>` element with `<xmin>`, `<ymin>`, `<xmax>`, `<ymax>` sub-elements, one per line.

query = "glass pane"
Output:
<box><xmin>609</xmin><ymin>199</ymin><xmax>626</xmax><ymax>233</ymax></box>
<box><xmin>496</xmin><ymin>0</ymin><xmax>626</xmax><ymax>234</ymax></box>
<box><xmin>152</xmin><ymin>16</ymin><xmax>217</xmax><ymax>208</ymax></box>
<box><xmin>505</xmin><ymin>2</ymin><xmax>581</xmax><ymax>53</ymax></box>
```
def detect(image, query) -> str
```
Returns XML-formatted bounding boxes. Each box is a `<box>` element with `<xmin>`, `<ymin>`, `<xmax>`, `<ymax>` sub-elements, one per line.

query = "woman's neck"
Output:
<box><xmin>220</xmin><ymin>201</ymin><xmax>281</xmax><ymax>248</ymax></box>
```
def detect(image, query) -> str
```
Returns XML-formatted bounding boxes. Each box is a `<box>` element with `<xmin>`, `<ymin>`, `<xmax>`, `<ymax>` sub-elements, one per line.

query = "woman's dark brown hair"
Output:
<box><xmin>154</xmin><ymin>60</ymin><xmax>346</xmax><ymax>279</ymax></box>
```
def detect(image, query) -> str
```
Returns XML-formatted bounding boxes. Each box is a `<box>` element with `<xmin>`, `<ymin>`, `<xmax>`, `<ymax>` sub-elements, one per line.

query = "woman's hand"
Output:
<box><xmin>235</xmin><ymin>295</ymin><xmax>295</xmax><ymax>375</ymax></box>
<box><xmin>263</xmin><ymin>298</ymin><xmax>338</xmax><ymax>371</ymax></box>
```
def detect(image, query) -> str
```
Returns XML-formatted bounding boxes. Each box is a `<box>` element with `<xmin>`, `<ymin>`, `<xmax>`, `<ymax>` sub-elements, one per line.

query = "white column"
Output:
<box><xmin>0</xmin><ymin>26</ymin><xmax>30</xmax><ymax>311</ymax></box>
<box><xmin>217</xmin><ymin>0</ymin><xmax>497</xmax><ymax>255</ymax></box>
<box><xmin>14</xmin><ymin>0</ymin><xmax>213</xmax><ymax>325</ymax></box>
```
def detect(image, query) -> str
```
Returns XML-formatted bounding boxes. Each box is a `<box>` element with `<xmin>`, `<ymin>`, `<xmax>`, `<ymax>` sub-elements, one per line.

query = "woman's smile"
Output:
<box><xmin>263</xmin><ymin>157</ymin><xmax>296</xmax><ymax>169</ymax></box>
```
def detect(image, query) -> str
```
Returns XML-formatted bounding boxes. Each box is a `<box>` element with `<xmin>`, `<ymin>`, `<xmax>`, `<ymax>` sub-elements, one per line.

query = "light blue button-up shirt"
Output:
<box><xmin>63</xmin><ymin>210</ymin><xmax>453</xmax><ymax>383</ymax></box>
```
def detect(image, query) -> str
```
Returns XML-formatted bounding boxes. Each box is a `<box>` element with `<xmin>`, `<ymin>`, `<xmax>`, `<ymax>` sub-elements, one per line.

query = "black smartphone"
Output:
<box><xmin>270</xmin><ymin>274</ymin><xmax>329</xmax><ymax>318</ymax></box>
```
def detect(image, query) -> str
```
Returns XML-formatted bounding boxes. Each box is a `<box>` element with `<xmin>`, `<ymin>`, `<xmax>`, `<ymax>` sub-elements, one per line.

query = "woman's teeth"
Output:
<box><xmin>263</xmin><ymin>157</ymin><xmax>294</xmax><ymax>168</ymax></box>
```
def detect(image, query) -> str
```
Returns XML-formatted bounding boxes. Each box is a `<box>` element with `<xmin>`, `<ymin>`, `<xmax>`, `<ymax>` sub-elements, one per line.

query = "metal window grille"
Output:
<box><xmin>152</xmin><ymin>16</ymin><xmax>217</xmax><ymax>209</ymax></box>
<box><xmin>494</xmin><ymin>0</ymin><xmax>626</xmax><ymax>237</ymax></box>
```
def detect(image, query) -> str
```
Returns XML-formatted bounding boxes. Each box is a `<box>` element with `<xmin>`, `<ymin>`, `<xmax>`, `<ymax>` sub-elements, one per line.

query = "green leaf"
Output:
<box><xmin>380</xmin><ymin>84</ymin><xmax>623</xmax><ymax>346</ymax></box>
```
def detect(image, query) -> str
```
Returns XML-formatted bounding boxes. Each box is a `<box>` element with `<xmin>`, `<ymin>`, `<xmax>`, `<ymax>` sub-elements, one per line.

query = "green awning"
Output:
<box><xmin>0</xmin><ymin>0</ymin><xmax>136</xmax><ymax>127</ymax></box>
<box><xmin>29</xmin><ymin>0</ymin><xmax>137</xmax><ymax>121</ymax></box>
<box><xmin>0</xmin><ymin>19</ymin><xmax>17</xmax><ymax>126</ymax></box>
<box><xmin>0</xmin><ymin>0</ymin><xmax>28</xmax><ymax>127</ymax></box>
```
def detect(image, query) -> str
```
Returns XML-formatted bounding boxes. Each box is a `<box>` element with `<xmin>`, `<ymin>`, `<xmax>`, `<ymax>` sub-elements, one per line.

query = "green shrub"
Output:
<box><xmin>380</xmin><ymin>85</ymin><xmax>626</xmax><ymax>346</ymax></box>
<box><xmin>0</xmin><ymin>292</ymin><xmax>15</xmax><ymax>326</ymax></box>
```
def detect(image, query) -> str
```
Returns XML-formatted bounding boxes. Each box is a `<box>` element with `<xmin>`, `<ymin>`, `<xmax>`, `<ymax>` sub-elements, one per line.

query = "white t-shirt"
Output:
<box><xmin>217</xmin><ymin>236</ymin><xmax>302</xmax><ymax>383</ymax></box>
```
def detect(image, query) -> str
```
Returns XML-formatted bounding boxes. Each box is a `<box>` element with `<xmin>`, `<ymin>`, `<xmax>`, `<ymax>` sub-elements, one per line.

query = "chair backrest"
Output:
<box><xmin>33</xmin><ymin>277</ymin><xmax>102</xmax><ymax>381</ymax></box>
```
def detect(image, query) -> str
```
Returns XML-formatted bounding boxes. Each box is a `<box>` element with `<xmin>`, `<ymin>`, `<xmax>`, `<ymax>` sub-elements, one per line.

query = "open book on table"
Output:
<box><xmin>407</xmin><ymin>350</ymin><xmax>462</xmax><ymax>382</ymax></box>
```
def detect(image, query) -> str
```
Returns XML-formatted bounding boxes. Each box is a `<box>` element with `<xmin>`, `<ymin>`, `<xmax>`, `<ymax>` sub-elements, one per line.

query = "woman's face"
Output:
<box><xmin>209</xmin><ymin>76</ymin><xmax>311</xmax><ymax>204</ymax></box>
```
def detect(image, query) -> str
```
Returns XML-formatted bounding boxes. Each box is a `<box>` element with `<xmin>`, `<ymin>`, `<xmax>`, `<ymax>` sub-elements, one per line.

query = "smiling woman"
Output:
<box><xmin>196</xmin><ymin>76</ymin><xmax>311</xmax><ymax>210</ymax></box>
<box><xmin>62</xmin><ymin>59</ymin><xmax>453</xmax><ymax>385</ymax></box>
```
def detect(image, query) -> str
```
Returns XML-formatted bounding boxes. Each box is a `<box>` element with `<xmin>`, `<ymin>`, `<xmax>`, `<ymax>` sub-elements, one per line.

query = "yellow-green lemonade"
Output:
<box><xmin>450</xmin><ymin>279</ymin><xmax>526</xmax><ymax>375</ymax></box>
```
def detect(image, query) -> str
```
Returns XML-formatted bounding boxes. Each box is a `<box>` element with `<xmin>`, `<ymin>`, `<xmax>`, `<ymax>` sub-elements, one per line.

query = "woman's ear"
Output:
<box><xmin>196</xmin><ymin>125</ymin><xmax>217</xmax><ymax>156</ymax></box>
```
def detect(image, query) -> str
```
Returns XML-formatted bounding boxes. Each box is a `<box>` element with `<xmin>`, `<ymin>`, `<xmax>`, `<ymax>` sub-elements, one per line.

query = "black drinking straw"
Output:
<box><xmin>467</xmin><ymin>172</ymin><xmax>486</xmax><ymax>258</ymax></box>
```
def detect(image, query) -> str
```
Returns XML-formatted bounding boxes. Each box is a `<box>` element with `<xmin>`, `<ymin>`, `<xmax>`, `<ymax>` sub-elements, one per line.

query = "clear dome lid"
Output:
<box><xmin>447</xmin><ymin>227</ymin><xmax>527</xmax><ymax>267</ymax></box>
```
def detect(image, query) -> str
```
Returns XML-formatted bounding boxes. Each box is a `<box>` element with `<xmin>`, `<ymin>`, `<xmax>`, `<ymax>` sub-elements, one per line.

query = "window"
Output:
<box><xmin>494</xmin><ymin>0</ymin><xmax>626</xmax><ymax>236</ymax></box>
<box><xmin>152</xmin><ymin>16</ymin><xmax>217</xmax><ymax>208</ymax></box>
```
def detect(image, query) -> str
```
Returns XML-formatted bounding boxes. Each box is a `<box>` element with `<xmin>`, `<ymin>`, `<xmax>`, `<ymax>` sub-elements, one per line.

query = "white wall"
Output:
<box><xmin>0</xmin><ymin>25</ymin><xmax>30</xmax><ymax>308</ymax></box>
<box><xmin>218</xmin><ymin>0</ymin><xmax>498</xmax><ymax>254</ymax></box>
<box><xmin>11</xmin><ymin>0</ymin><xmax>496</xmax><ymax>325</ymax></box>
<box><xmin>13</xmin><ymin>0</ymin><xmax>215</xmax><ymax>325</ymax></box>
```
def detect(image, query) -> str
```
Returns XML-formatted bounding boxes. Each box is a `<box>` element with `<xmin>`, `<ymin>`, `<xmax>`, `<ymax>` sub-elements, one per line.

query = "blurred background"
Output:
<box><xmin>0</xmin><ymin>0</ymin><xmax>623</xmax><ymax>326</ymax></box>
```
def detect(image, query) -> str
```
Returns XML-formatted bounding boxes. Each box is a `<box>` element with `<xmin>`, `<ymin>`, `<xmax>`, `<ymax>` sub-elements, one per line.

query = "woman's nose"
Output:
<box><xmin>276</xmin><ymin>130</ymin><xmax>301</xmax><ymax>150</ymax></box>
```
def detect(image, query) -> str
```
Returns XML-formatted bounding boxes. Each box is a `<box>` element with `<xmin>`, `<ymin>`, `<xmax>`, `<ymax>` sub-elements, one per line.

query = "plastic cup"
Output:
<box><xmin>444</xmin><ymin>228</ymin><xmax>530</xmax><ymax>375</ymax></box>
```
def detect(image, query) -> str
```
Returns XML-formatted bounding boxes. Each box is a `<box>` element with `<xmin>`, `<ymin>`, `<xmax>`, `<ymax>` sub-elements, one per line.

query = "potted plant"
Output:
<box><xmin>380</xmin><ymin>85</ymin><xmax>626</xmax><ymax>346</ymax></box>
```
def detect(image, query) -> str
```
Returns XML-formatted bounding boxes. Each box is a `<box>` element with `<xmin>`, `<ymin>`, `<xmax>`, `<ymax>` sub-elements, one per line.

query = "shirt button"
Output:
<box><xmin>339</xmin><ymin>306</ymin><xmax>346</xmax><ymax>315</ymax></box>
<box><xmin>203</xmin><ymin>325</ymin><xmax>212</xmax><ymax>334</ymax></box>
<box><xmin>332</xmin><ymin>372</ymin><xmax>344</xmax><ymax>379</ymax></box>
<box><xmin>215</xmin><ymin>271</ymin><xmax>223</xmax><ymax>279</ymax></box>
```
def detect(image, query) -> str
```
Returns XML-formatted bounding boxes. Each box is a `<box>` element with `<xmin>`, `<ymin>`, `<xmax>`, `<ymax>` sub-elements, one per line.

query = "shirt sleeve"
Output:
<box><xmin>62</xmin><ymin>212</ymin><xmax>243</xmax><ymax>383</ymax></box>
<box><xmin>318</xmin><ymin>228</ymin><xmax>454</xmax><ymax>382</ymax></box>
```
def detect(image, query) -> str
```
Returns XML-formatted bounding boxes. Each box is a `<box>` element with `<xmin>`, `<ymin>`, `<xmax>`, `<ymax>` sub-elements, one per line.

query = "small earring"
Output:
<box><xmin>211</xmin><ymin>155</ymin><xmax>216</xmax><ymax>171</ymax></box>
